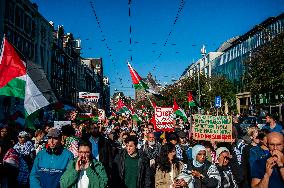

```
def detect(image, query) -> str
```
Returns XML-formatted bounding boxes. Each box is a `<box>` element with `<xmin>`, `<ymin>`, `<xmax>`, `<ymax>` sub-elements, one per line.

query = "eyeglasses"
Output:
<box><xmin>78</xmin><ymin>151</ymin><xmax>91</xmax><ymax>154</ymax></box>
<box><xmin>268</xmin><ymin>143</ymin><xmax>283</xmax><ymax>148</ymax></box>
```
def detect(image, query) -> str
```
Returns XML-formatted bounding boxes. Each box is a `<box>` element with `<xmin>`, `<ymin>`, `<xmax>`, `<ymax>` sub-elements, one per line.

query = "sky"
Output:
<box><xmin>32</xmin><ymin>0</ymin><xmax>284</xmax><ymax>98</ymax></box>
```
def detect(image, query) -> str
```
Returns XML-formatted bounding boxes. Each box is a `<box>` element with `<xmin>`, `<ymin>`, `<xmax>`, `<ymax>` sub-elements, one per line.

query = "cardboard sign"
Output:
<box><xmin>154</xmin><ymin>107</ymin><xmax>174</xmax><ymax>132</ymax></box>
<box><xmin>192</xmin><ymin>115</ymin><xmax>232</xmax><ymax>142</ymax></box>
<box><xmin>98</xmin><ymin>109</ymin><xmax>105</xmax><ymax>121</ymax></box>
<box><xmin>54</xmin><ymin>121</ymin><xmax>71</xmax><ymax>130</ymax></box>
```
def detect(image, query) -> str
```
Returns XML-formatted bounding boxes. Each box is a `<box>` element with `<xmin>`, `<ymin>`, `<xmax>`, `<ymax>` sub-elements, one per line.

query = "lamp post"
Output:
<box><xmin>200</xmin><ymin>45</ymin><xmax>206</xmax><ymax>103</ymax></box>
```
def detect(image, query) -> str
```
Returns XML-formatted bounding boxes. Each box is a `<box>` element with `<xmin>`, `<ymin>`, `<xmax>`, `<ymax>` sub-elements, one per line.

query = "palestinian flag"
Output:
<box><xmin>173</xmin><ymin>99</ymin><xmax>188</xmax><ymax>122</ymax></box>
<box><xmin>76</xmin><ymin>113</ymin><xmax>98</xmax><ymax>121</ymax></box>
<box><xmin>132</xmin><ymin>113</ymin><xmax>142</xmax><ymax>123</ymax></box>
<box><xmin>127</xmin><ymin>62</ymin><xmax>149</xmax><ymax>90</ymax></box>
<box><xmin>188</xmin><ymin>91</ymin><xmax>196</xmax><ymax>107</ymax></box>
<box><xmin>116</xmin><ymin>98</ymin><xmax>131</xmax><ymax>114</ymax></box>
<box><xmin>0</xmin><ymin>37</ymin><xmax>57</xmax><ymax>117</ymax></box>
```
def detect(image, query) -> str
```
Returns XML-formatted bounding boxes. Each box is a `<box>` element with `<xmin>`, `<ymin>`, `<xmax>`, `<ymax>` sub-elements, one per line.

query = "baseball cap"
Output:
<box><xmin>47</xmin><ymin>128</ymin><xmax>61</xmax><ymax>138</ymax></box>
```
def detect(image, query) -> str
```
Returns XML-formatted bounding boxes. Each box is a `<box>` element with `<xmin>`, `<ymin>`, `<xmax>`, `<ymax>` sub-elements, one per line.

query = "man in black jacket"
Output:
<box><xmin>88</xmin><ymin>124</ymin><xmax>113</xmax><ymax>178</ymax></box>
<box><xmin>112</xmin><ymin>135</ymin><xmax>151</xmax><ymax>188</ymax></box>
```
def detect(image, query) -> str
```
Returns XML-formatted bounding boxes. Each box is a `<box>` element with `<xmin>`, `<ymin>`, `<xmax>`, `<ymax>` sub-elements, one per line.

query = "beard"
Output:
<box><xmin>148</xmin><ymin>140</ymin><xmax>156</xmax><ymax>146</ymax></box>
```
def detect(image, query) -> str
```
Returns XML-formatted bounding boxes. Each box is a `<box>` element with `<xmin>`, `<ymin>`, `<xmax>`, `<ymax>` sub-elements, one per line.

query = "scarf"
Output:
<box><xmin>13</xmin><ymin>141</ymin><xmax>34</xmax><ymax>155</ymax></box>
<box><xmin>192</xmin><ymin>145</ymin><xmax>206</xmax><ymax>167</ymax></box>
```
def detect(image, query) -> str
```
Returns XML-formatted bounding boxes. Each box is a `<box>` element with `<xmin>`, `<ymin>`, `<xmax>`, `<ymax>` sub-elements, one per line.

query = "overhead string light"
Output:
<box><xmin>89</xmin><ymin>1</ymin><xmax>124</xmax><ymax>87</ymax></box>
<box><xmin>128</xmin><ymin>0</ymin><xmax>133</xmax><ymax>62</ymax></box>
<box><xmin>152</xmin><ymin>0</ymin><xmax>186</xmax><ymax>72</ymax></box>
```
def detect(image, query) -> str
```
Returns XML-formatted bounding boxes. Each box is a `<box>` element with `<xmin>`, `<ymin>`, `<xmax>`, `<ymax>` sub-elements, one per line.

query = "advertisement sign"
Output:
<box><xmin>154</xmin><ymin>107</ymin><xmax>174</xmax><ymax>132</ymax></box>
<box><xmin>192</xmin><ymin>115</ymin><xmax>232</xmax><ymax>142</ymax></box>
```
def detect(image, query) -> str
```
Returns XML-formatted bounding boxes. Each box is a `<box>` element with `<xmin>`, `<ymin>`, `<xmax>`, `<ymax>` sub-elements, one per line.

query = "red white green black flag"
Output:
<box><xmin>0</xmin><ymin>37</ymin><xmax>57</xmax><ymax>117</ymax></box>
<box><xmin>127</xmin><ymin>62</ymin><xmax>149</xmax><ymax>90</ymax></box>
<box><xmin>188</xmin><ymin>91</ymin><xmax>196</xmax><ymax>107</ymax></box>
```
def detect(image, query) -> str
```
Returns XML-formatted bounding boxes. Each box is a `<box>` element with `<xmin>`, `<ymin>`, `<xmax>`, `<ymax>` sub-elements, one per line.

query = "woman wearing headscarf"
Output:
<box><xmin>184</xmin><ymin>144</ymin><xmax>221</xmax><ymax>188</ymax></box>
<box><xmin>215</xmin><ymin>147</ymin><xmax>242</xmax><ymax>188</ymax></box>
<box><xmin>155</xmin><ymin>143</ymin><xmax>190</xmax><ymax>188</ymax></box>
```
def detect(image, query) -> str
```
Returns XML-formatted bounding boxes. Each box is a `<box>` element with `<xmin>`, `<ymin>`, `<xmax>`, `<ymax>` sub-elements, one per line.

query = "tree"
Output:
<box><xmin>203</xmin><ymin>75</ymin><xmax>237</xmax><ymax>112</ymax></box>
<box><xmin>243</xmin><ymin>31</ymin><xmax>284</xmax><ymax>103</ymax></box>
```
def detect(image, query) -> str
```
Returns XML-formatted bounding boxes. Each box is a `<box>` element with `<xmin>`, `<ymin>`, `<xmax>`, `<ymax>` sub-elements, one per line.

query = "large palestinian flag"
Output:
<box><xmin>127</xmin><ymin>62</ymin><xmax>166</xmax><ymax>99</ymax></box>
<box><xmin>127</xmin><ymin>62</ymin><xmax>149</xmax><ymax>90</ymax></box>
<box><xmin>0</xmin><ymin>37</ymin><xmax>57</xmax><ymax>116</ymax></box>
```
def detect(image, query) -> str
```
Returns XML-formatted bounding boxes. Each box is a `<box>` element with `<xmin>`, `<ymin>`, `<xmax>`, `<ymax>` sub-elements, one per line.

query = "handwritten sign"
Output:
<box><xmin>155</xmin><ymin>107</ymin><xmax>174</xmax><ymax>132</ymax></box>
<box><xmin>192</xmin><ymin>115</ymin><xmax>232</xmax><ymax>142</ymax></box>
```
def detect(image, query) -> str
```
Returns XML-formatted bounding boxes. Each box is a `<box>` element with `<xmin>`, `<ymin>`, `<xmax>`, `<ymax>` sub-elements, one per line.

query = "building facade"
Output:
<box><xmin>0</xmin><ymin>0</ymin><xmax>53</xmax><ymax>119</ymax></box>
<box><xmin>211</xmin><ymin>13</ymin><xmax>284</xmax><ymax>113</ymax></box>
<box><xmin>180</xmin><ymin>52</ymin><xmax>223</xmax><ymax>80</ymax></box>
<box><xmin>0</xmin><ymin>0</ymin><xmax>108</xmax><ymax>120</ymax></box>
<box><xmin>103</xmin><ymin>77</ymin><xmax>111</xmax><ymax>116</ymax></box>
<box><xmin>178</xmin><ymin>13</ymin><xmax>284</xmax><ymax>114</ymax></box>
<box><xmin>81</xmin><ymin>58</ymin><xmax>105</xmax><ymax>109</ymax></box>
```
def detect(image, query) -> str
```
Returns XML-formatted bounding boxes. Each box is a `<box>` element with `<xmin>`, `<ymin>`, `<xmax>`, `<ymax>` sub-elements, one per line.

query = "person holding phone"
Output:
<box><xmin>60</xmin><ymin>140</ymin><xmax>108</xmax><ymax>188</ymax></box>
<box><xmin>183</xmin><ymin>145</ymin><xmax>221</xmax><ymax>188</ymax></box>
<box><xmin>216</xmin><ymin>147</ymin><xmax>241</xmax><ymax>188</ymax></box>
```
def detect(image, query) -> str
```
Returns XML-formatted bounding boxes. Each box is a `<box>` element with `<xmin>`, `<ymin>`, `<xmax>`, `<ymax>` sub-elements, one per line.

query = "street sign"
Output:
<box><xmin>215</xmin><ymin>96</ymin><xmax>221</xmax><ymax>108</ymax></box>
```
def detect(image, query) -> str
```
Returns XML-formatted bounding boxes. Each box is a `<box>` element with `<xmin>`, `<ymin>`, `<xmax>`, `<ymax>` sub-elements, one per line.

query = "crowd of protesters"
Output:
<box><xmin>0</xmin><ymin>111</ymin><xmax>283</xmax><ymax>188</ymax></box>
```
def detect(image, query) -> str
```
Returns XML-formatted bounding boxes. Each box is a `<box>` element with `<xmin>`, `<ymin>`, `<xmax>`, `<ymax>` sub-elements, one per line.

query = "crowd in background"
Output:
<box><xmin>0</xmin><ymin>112</ymin><xmax>283</xmax><ymax>188</ymax></box>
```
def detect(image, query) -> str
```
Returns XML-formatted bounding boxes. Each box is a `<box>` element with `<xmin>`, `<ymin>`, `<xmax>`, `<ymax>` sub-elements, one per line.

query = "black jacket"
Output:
<box><xmin>111</xmin><ymin>149</ymin><xmax>151</xmax><ymax>188</ymax></box>
<box><xmin>186</xmin><ymin>160</ymin><xmax>220</xmax><ymax>188</ymax></box>
<box><xmin>88</xmin><ymin>134</ymin><xmax>113</xmax><ymax>175</ymax></box>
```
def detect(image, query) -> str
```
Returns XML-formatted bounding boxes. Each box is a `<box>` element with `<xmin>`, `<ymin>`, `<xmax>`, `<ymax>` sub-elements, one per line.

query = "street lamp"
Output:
<box><xmin>200</xmin><ymin>45</ymin><xmax>206</xmax><ymax>103</ymax></box>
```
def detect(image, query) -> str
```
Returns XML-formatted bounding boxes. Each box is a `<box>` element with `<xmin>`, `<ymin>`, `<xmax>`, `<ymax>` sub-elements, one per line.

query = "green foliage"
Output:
<box><xmin>159</xmin><ymin>74</ymin><xmax>236</xmax><ymax>112</ymax></box>
<box><xmin>243</xmin><ymin>32</ymin><xmax>284</xmax><ymax>100</ymax></box>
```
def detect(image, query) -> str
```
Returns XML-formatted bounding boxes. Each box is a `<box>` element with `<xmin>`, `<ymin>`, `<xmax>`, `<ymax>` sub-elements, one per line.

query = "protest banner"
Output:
<box><xmin>154</xmin><ymin>107</ymin><xmax>174</xmax><ymax>132</ymax></box>
<box><xmin>54</xmin><ymin>121</ymin><xmax>71</xmax><ymax>130</ymax></box>
<box><xmin>192</xmin><ymin>114</ymin><xmax>233</xmax><ymax>142</ymax></box>
<box><xmin>79</xmin><ymin>92</ymin><xmax>100</xmax><ymax>102</ymax></box>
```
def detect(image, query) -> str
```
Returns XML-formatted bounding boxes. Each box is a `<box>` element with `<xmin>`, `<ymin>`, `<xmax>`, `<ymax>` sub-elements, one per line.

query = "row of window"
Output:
<box><xmin>218</xmin><ymin>19</ymin><xmax>284</xmax><ymax>66</ymax></box>
<box><xmin>5</xmin><ymin>29</ymin><xmax>34</xmax><ymax>60</ymax></box>
<box><xmin>5</xmin><ymin>2</ymin><xmax>36</xmax><ymax>38</ymax></box>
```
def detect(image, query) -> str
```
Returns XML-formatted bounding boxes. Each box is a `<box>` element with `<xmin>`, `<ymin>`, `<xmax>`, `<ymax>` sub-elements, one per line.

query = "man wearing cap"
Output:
<box><xmin>30</xmin><ymin>128</ymin><xmax>73</xmax><ymax>188</ymax></box>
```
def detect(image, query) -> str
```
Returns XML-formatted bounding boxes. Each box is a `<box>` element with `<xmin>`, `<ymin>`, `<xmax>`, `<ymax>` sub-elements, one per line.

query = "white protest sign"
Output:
<box><xmin>79</xmin><ymin>92</ymin><xmax>100</xmax><ymax>102</ymax></box>
<box><xmin>154</xmin><ymin>107</ymin><xmax>174</xmax><ymax>132</ymax></box>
